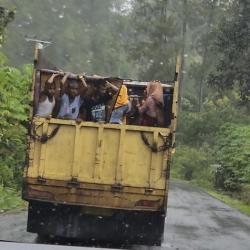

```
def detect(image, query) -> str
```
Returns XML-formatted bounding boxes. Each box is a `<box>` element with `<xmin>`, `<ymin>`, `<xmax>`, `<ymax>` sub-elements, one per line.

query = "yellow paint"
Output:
<box><xmin>27</xmin><ymin>119</ymin><xmax>171</xmax><ymax>190</ymax></box>
<box><xmin>24</xmin><ymin>180</ymin><xmax>165</xmax><ymax>211</ymax></box>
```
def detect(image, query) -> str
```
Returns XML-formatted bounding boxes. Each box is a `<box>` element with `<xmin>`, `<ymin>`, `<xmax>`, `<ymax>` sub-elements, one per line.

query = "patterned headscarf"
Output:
<box><xmin>146</xmin><ymin>81</ymin><xmax>164</xmax><ymax>105</ymax></box>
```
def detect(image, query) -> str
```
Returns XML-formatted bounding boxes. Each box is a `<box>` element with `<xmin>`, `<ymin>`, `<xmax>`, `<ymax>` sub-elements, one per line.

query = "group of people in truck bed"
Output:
<box><xmin>36</xmin><ymin>72</ymin><xmax>168</xmax><ymax>127</ymax></box>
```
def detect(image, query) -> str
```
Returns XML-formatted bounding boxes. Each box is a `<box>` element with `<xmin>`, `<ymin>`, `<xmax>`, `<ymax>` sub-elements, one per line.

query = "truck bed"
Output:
<box><xmin>23</xmin><ymin>118</ymin><xmax>171</xmax><ymax>211</ymax></box>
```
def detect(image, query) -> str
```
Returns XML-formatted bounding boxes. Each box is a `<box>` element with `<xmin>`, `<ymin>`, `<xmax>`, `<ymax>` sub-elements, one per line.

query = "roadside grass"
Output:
<box><xmin>206</xmin><ymin>189</ymin><xmax>250</xmax><ymax>216</ymax></box>
<box><xmin>190</xmin><ymin>179</ymin><xmax>250</xmax><ymax>216</ymax></box>
<box><xmin>0</xmin><ymin>186</ymin><xmax>27</xmax><ymax>212</ymax></box>
<box><xmin>171</xmin><ymin>177</ymin><xmax>250</xmax><ymax>217</ymax></box>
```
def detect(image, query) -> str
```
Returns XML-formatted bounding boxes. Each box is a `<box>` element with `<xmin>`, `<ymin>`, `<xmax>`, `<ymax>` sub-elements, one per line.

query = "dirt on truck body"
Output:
<box><xmin>22</xmin><ymin>43</ymin><xmax>179</xmax><ymax>246</ymax></box>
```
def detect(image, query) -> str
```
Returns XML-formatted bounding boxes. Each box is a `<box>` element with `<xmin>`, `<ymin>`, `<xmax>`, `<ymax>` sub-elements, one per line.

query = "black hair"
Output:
<box><xmin>44</xmin><ymin>80</ymin><xmax>56</xmax><ymax>88</ymax></box>
<box><xmin>68</xmin><ymin>79</ymin><xmax>79</xmax><ymax>87</ymax></box>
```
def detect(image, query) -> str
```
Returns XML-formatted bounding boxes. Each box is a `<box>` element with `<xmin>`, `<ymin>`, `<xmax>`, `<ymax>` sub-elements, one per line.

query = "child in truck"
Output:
<box><xmin>57</xmin><ymin>73</ymin><xmax>87</xmax><ymax>119</ymax></box>
<box><xmin>36</xmin><ymin>73</ymin><xmax>59</xmax><ymax>117</ymax></box>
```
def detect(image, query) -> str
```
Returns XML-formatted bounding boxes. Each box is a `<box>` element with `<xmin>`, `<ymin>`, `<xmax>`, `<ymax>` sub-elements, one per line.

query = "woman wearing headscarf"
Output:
<box><xmin>139</xmin><ymin>81</ymin><xmax>165</xmax><ymax>127</ymax></box>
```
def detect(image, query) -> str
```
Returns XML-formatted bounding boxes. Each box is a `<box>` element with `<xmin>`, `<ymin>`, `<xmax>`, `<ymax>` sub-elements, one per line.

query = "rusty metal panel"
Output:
<box><xmin>23</xmin><ymin>178</ymin><xmax>166</xmax><ymax>211</ymax></box>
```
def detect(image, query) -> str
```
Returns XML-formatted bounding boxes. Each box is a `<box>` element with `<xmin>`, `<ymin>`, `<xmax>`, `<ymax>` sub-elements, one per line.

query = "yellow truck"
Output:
<box><xmin>22</xmin><ymin>44</ymin><xmax>179</xmax><ymax>246</ymax></box>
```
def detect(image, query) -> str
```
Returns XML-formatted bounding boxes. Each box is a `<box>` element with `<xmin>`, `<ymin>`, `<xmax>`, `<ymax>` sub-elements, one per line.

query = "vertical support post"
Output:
<box><xmin>38</xmin><ymin>121</ymin><xmax>49</xmax><ymax>178</ymax></box>
<box><xmin>116</xmin><ymin>128</ymin><xmax>126</xmax><ymax>183</ymax></box>
<box><xmin>26</xmin><ymin>43</ymin><xmax>42</xmax><ymax>179</ymax></box>
<box><xmin>31</xmin><ymin>43</ymin><xmax>43</xmax><ymax>117</ymax></box>
<box><xmin>171</xmin><ymin>56</ymin><xmax>180</xmax><ymax>147</ymax></box>
<box><xmin>71</xmin><ymin>125</ymin><xmax>81</xmax><ymax>179</ymax></box>
<box><xmin>93</xmin><ymin>126</ymin><xmax>104</xmax><ymax>180</ymax></box>
<box><xmin>149</xmin><ymin>131</ymin><xmax>158</xmax><ymax>187</ymax></box>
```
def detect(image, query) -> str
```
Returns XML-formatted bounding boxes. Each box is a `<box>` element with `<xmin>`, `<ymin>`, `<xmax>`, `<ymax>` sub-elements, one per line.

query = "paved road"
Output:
<box><xmin>163</xmin><ymin>181</ymin><xmax>250</xmax><ymax>250</ymax></box>
<box><xmin>0</xmin><ymin>181</ymin><xmax>250</xmax><ymax>250</ymax></box>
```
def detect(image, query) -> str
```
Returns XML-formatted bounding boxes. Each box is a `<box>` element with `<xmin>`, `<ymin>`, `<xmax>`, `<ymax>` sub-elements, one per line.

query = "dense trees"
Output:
<box><xmin>0</xmin><ymin>63</ymin><xmax>31</xmax><ymax>187</ymax></box>
<box><xmin>0</xmin><ymin>6</ymin><xmax>31</xmax><ymax>188</ymax></box>
<box><xmin>127</xmin><ymin>0</ymin><xmax>179</xmax><ymax>81</ymax></box>
<box><xmin>214</xmin><ymin>123</ymin><xmax>250</xmax><ymax>191</ymax></box>
<box><xmin>208</xmin><ymin>0</ymin><xmax>250</xmax><ymax>107</ymax></box>
<box><xmin>175</xmin><ymin>100</ymin><xmax>250</xmax><ymax>192</ymax></box>
<box><xmin>206</xmin><ymin>0</ymin><xmax>250</xmax><ymax>191</ymax></box>
<box><xmin>0</xmin><ymin>0</ymin><xmax>135</xmax><ymax>77</ymax></box>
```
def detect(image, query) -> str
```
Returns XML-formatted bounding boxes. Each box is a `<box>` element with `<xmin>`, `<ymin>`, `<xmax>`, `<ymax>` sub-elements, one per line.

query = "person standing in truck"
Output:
<box><xmin>138</xmin><ymin>81</ymin><xmax>165</xmax><ymax>127</ymax></box>
<box><xmin>126</xmin><ymin>95</ymin><xmax>140</xmax><ymax>125</ymax></box>
<box><xmin>57</xmin><ymin>73</ymin><xmax>87</xmax><ymax>119</ymax></box>
<box><xmin>36</xmin><ymin>73</ymin><xmax>59</xmax><ymax>117</ymax></box>
<box><xmin>109</xmin><ymin>85</ymin><xmax>129</xmax><ymax>124</ymax></box>
<box><xmin>80</xmin><ymin>80</ymin><xmax>118</xmax><ymax>122</ymax></box>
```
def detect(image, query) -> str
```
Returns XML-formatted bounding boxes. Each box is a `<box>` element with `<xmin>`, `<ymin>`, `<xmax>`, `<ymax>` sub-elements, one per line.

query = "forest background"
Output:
<box><xmin>0</xmin><ymin>0</ymin><xmax>249</xmax><ymax>211</ymax></box>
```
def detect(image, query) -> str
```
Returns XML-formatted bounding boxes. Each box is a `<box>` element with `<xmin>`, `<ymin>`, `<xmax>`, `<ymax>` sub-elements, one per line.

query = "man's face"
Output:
<box><xmin>68</xmin><ymin>81</ymin><xmax>79</xmax><ymax>98</ymax></box>
<box><xmin>97</xmin><ymin>83</ymin><xmax>107</xmax><ymax>96</ymax></box>
<box><xmin>45</xmin><ymin>83</ymin><xmax>56</xmax><ymax>97</ymax></box>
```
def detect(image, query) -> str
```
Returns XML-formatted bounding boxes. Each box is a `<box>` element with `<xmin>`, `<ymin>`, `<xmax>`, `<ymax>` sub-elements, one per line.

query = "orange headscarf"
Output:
<box><xmin>146</xmin><ymin>81</ymin><xmax>164</xmax><ymax>105</ymax></box>
<box><xmin>115</xmin><ymin>85</ymin><xmax>129</xmax><ymax>108</ymax></box>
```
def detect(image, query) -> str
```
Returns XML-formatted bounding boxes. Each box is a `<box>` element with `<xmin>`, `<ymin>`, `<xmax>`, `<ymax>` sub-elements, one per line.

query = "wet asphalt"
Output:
<box><xmin>0</xmin><ymin>180</ymin><xmax>249</xmax><ymax>250</ymax></box>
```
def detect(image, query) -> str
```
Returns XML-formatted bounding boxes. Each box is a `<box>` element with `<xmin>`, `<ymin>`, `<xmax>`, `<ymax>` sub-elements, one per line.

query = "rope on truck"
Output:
<box><xmin>30</xmin><ymin>122</ymin><xmax>60</xmax><ymax>143</ymax></box>
<box><xmin>140</xmin><ymin>131</ymin><xmax>172</xmax><ymax>153</ymax></box>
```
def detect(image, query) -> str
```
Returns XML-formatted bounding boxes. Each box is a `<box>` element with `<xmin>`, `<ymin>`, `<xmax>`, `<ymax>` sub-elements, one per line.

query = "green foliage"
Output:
<box><xmin>208</xmin><ymin>0</ymin><xmax>250</xmax><ymax>105</ymax></box>
<box><xmin>172</xmin><ymin>144</ymin><xmax>213</xmax><ymax>182</ymax></box>
<box><xmin>175</xmin><ymin>97</ymin><xmax>250</xmax><ymax>195</ymax></box>
<box><xmin>0</xmin><ymin>55</ymin><xmax>32</xmax><ymax>188</ymax></box>
<box><xmin>213</xmin><ymin>123</ymin><xmax>250</xmax><ymax>191</ymax></box>
<box><xmin>0</xmin><ymin>6</ymin><xmax>15</xmax><ymax>44</ymax></box>
<box><xmin>177</xmin><ymin>97</ymin><xmax>250</xmax><ymax>147</ymax></box>
<box><xmin>0</xmin><ymin>186</ymin><xmax>26</xmax><ymax>211</ymax></box>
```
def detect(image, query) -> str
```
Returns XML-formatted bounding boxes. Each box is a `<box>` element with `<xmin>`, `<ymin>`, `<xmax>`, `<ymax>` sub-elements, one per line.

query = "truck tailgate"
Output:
<box><xmin>28</xmin><ymin>118</ymin><xmax>170</xmax><ymax>190</ymax></box>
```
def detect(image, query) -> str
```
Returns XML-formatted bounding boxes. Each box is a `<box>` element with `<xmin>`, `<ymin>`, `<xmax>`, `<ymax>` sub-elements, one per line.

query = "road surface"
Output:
<box><xmin>0</xmin><ymin>181</ymin><xmax>250</xmax><ymax>250</ymax></box>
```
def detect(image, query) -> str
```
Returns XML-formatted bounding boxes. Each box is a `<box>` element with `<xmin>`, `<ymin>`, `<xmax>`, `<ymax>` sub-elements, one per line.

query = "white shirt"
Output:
<box><xmin>36</xmin><ymin>96</ymin><xmax>55</xmax><ymax>117</ymax></box>
<box><xmin>57</xmin><ymin>94</ymin><xmax>82</xmax><ymax>119</ymax></box>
